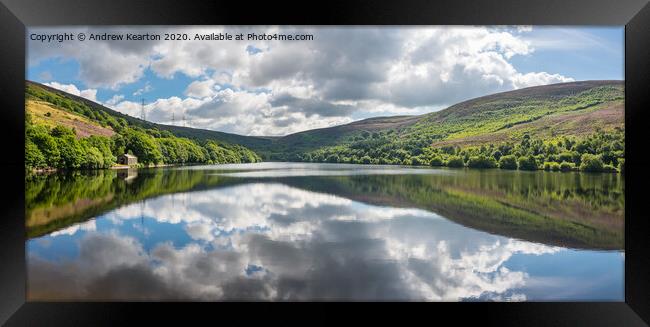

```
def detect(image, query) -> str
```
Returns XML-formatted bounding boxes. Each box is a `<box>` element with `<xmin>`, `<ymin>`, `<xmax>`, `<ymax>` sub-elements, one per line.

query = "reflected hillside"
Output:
<box><xmin>26</xmin><ymin>165</ymin><xmax>623</xmax><ymax>250</ymax></box>
<box><xmin>26</xmin><ymin>169</ymin><xmax>235</xmax><ymax>238</ymax></box>
<box><xmin>279</xmin><ymin>170</ymin><xmax>623</xmax><ymax>250</ymax></box>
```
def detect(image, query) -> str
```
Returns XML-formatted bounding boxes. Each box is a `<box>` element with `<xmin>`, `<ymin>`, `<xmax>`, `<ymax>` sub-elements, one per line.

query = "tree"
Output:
<box><xmin>517</xmin><ymin>155</ymin><xmax>538</xmax><ymax>171</ymax></box>
<box><xmin>25</xmin><ymin>141</ymin><xmax>46</xmax><ymax>169</ymax></box>
<box><xmin>124</xmin><ymin>129</ymin><xmax>163</xmax><ymax>165</ymax></box>
<box><xmin>560</xmin><ymin>161</ymin><xmax>575</xmax><ymax>172</ymax></box>
<box><xmin>86</xmin><ymin>136</ymin><xmax>115</xmax><ymax>167</ymax></box>
<box><xmin>498</xmin><ymin>155</ymin><xmax>517</xmax><ymax>170</ymax></box>
<box><xmin>411</xmin><ymin>156</ymin><xmax>427</xmax><ymax>166</ymax></box>
<box><xmin>543</xmin><ymin>162</ymin><xmax>561</xmax><ymax>171</ymax></box>
<box><xmin>51</xmin><ymin>125</ymin><xmax>75</xmax><ymax>138</ymax></box>
<box><xmin>83</xmin><ymin>146</ymin><xmax>105</xmax><ymax>169</ymax></box>
<box><xmin>446</xmin><ymin>156</ymin><xmax>465</xmax><ymax>168</ymax></box>
<box><xmin>467</xmin><ymin>155</ymin><xmax>497</xmax><ymax>168</ymax></box>
<box><xmin>429</xmin><ymin>155</ymin><xmax>444</xmax><ymax>167</ymax></box>
<box><xmin>111</xmin><ymin>134</ymin><xmax>126</xmax><ymax>157</ymax></box>
<box><xmin>326</xmin><ymin>154</ymin><xmax>340</xmax><ymax>163</ymax></box>
<box><xmin>56</xmin><ymin>135</ymin><xmax>85</xmax><ymax>169</ymax></box>
<box><xmin>30</xmin><ymin>126</ymin><xmax>60</xmax><ymax>168</ymax></box>
<box><xmin>580</xmin><ymin>154</ymin><xmax>604</xmax><ymax>172</ymax></box>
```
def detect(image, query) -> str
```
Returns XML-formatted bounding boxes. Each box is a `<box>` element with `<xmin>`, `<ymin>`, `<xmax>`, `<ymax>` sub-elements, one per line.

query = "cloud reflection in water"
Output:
<box><xmin>28</xmin><ymin>182</ymin><xmax>620</xmax><ymax>301</ymax></box>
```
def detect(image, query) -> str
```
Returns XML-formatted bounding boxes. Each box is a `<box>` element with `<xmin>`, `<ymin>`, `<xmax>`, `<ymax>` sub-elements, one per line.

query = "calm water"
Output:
<box><xmin>26</xmin><ymin>163</ymin><xmax>624</xmax><ymax>301</ymax></box>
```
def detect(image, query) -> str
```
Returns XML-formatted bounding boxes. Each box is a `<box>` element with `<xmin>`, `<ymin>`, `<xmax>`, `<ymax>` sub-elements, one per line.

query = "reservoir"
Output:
<box><xmin>25</xmin><ymin>162</ymin><xmax>624</xmax><ymax>301</ymax></box>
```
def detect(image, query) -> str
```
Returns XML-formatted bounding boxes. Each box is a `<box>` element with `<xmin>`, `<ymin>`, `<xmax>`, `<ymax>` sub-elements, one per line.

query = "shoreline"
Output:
<box><xmin>28</xmin><ymin>161</ymin><xmax>621</xmax><ymax>175</ymax></box>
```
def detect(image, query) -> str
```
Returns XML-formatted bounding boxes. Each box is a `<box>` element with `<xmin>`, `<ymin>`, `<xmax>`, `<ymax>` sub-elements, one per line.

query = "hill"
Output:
<box><xmin>272</xmin><ymin>80</ymin><xmax>623</xmax><ymax>153</ymax></box>
<box><xmin>406</xmin><ymin>80</ymin><xmax>623</xmax><ymax>145</ymax></box>
<box><xmin>274</xmin><ymin>80</ymin><xmax>624</xmax><ymax>171</ymax></box>
<box><xmin>25</xmin><ymin>81</ymin><xmax>262</xmax><ymax>170</ymax></box>
<box><xmin>26</xmin><ymin>99</ymin><xmax>115</xmax><ymax>138</ymax></box>
<box><xmin>27</xmin><ymin>81</ymin><xmax>272</xmax><ymax>149</ymax></box>
<box><xmin>25</xmin><ymin>80</ymin><xmax>625</xmax><ymax>172</ymax></box>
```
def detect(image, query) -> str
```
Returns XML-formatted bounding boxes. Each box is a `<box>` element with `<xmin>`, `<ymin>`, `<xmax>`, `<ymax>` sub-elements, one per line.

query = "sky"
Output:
<box><xmin>27</xmin><ymin>26</ymin><xmax>624</xmax><ymax>136</ymax></box>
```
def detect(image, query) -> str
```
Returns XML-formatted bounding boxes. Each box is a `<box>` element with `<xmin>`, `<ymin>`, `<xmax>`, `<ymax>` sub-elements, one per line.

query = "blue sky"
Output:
<box><xmin>27</xmin><ymin>26</ymin><xmax>623</xmax><ymax>136</ymax></box>
<box><xmin>510</xmin><ymin>26</ymin><xmax>623</xmax><ymax>81</ymax></box>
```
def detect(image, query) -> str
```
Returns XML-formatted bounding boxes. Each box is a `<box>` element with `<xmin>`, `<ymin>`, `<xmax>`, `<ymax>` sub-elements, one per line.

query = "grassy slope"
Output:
<box><xmin>26</xmin><ymin>81</ymin><xmax>272</xmax><ymax>149</ymax></box>
<box><xmin>407</xmin><ymin>80</ymin><xmax>624</xmax><ymax>143</ymax></box>
<box><xmin>270</xmin><ymin>80</ymin><xmax>624</xmax><ymax>156</ymax></box>
<box><xmin>27</xmin><ymin>99</ymin><xmax>116</xmax><ymax>138</ymax></box>
<box><xmin>273</xmin><ymin>115</ymin><xmax>421</xmax><ymax>152</ymax></box>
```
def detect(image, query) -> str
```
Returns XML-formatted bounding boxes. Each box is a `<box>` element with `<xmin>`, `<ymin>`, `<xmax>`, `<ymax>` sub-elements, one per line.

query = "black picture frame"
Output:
<box><xmin>0</xmin><ymin>0</ymin><xmax>648</xmax><ymax>325</ymax></box>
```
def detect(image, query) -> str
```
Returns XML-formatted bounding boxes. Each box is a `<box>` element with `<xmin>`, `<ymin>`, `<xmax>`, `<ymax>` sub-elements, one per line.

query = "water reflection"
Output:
<box><xmin>26</xmin><ymin>163</ymin><xmax>624</xmax><ymax>301</ymax></box>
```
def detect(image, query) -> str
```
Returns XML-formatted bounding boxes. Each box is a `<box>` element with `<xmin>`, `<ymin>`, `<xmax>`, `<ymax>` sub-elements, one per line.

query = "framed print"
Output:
<box><xmin>0</xmin><ymin>0</ymin><xmax>649</xmax><ymax>325</ymax></box>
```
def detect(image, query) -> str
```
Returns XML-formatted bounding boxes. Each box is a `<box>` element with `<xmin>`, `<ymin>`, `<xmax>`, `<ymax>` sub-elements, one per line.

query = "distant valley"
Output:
<box><xmin>25</xmin><ymin>80</ymin><xmax>624</xmax><ymax>172</ymax></box>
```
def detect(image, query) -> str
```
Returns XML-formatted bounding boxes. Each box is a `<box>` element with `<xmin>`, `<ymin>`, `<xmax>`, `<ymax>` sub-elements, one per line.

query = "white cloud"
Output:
<box><xmin>29</xmin><ymin>183</ymin><xmax>574</xmax><ymax>301</ymax></box>
<box><xmin>29</xmin><ymin>26</ymin><xmax>578</xmax><ymax>135</ymax></box>
<box><xmin>105</xmin><ymin>94</ymin><xmax>125</xmax><ymax>106</ymax></box>
<box><xmin>513</xmin><ymin>72</ymin><xmax>574</xmax><ymax>88</ymax></box>
<box><xmin>43</xmin><ymin>82</ymin><xmax>98</xmax><ymax>102</ymax></box>
<box><xmin>184</xmin><ymin>79</ymin><xmax>218</xmax><ymax>98</ymax></box>
<box><xmin>49</xmin><ymin>220</ymin><xmax>97</xmax><ymax>237</ymax></box>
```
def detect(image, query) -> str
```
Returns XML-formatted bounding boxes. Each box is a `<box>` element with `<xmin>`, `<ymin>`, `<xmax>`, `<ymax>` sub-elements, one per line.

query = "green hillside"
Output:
<box><xmin>25</xmin><ymin>80</ymin><xmax>625</xmax><ymax>173</ymax></box>
<box><xmin>26</xmin><ymin>168</ymin><xmax>623</xmax><ymax>249</ymax></box>
<box><xmin>25</xmin><ymin>81</ymin><xmax>262</xmax><ymax>171</ymax></box>
<box><xmin>28</xmin><ymin>81</ymin><xmax>272</xmax><ymax>149</ymax></box>
<box><xmin>277</xmin><ymin>80</ymin><xmax>624</xmax><ymax>172</ymax></box>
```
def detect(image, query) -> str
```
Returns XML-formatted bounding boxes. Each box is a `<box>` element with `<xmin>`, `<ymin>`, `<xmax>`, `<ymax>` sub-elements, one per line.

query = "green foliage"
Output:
<box><xmin>295</xmin><ymin>121</ymin><xmax>623</xmax><ymax>173</ymax></box>
<box><xmin>446</xmin><ymin>156</ymin><xmax>465</xmax><ymax>168</ymax></box>
<box><xmin>580</xmin><ymin>154</ymin><xmax>605</xmax><ymax>172</ymax></box>
<box><xmin>518</xmin><ymin>155</ymin><xmax>538</xmax><ymax>171</ymax></box>
<box><xmin>544</xmin><ymin>162</ymin><xmax>561</xmax><ymax>171</ymax></box>
<box><xmin>603</xmin><ymin>164</ymin><xmax>617</xmax><ymax>173</ymax></box>
<box><xmin>498</xmin><ymin>155</ymin><xmax>518</xmax><ymax>170</ymax></box>
<box><xmin>122</xmin><ymin>129</ymin><xmax>163</xmax><ymax>165</ymax></box>
<box><xmin>28</xmin><ymin>124</ymin><xmax>61</xmax><ymax>167</ymax></box>
<box><xmin>411</xmin><ymin>155</ymin><xmax>428</xmax><ymax>166</ymax></box>
<box><xmin>560</xmin><ymin>161</ymin><xmax>575</xmax><ymax>172</ymax></box>
<box><xmin>56</xmin><ymin>134</ymin><xmax>85</xmax><ymax>169</ymax></box>
<box><xmin>326</xmin><ymin>154</ymin><xmax>340</xmax><ymax>163</ymax></box>
<box><xmin>467</xmin><ymin>155</ymin><xmax>497</xmax><ymax>169</ymax></box>
<box><xmin>25</xmin><ymin>140</ymin><xmax>46</xmax><ymax>169</ymax></box>
<box><xmin>429</xmin><ymin>155</ymin><xmax>444</xmax><ymax>167</ymax></box>
<box><xmin>86</xmin><ymin>136</ymin><xmax>115</xmax><ymax>168</ymax></box>
<box><xmin>25</xmin><ymin>84</ymin><xmax>262</xmax><ymax>170</ymax></box>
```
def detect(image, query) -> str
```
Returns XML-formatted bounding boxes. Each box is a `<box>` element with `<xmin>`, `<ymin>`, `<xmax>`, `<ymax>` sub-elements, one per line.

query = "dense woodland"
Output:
<box><xmin>297</xmin><ymin>128</ymin><xmax>624</xmax><ymax>173</ymax></box>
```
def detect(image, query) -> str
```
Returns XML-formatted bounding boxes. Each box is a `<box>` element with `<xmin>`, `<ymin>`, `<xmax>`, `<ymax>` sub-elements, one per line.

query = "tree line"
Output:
<box><xmin>25</xmin><ymin>112</ymin><xmax>261</xmax><ymax>171</ymax></box>
<box><xmin>296</xmin><ymin>128</ymin><xmax>624</xmax><ymax>173</ymax></box>
<box><xmin>25</xmin><ymin>83</ymin><xmax>261</xmax><ymax>171</ymax></box>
